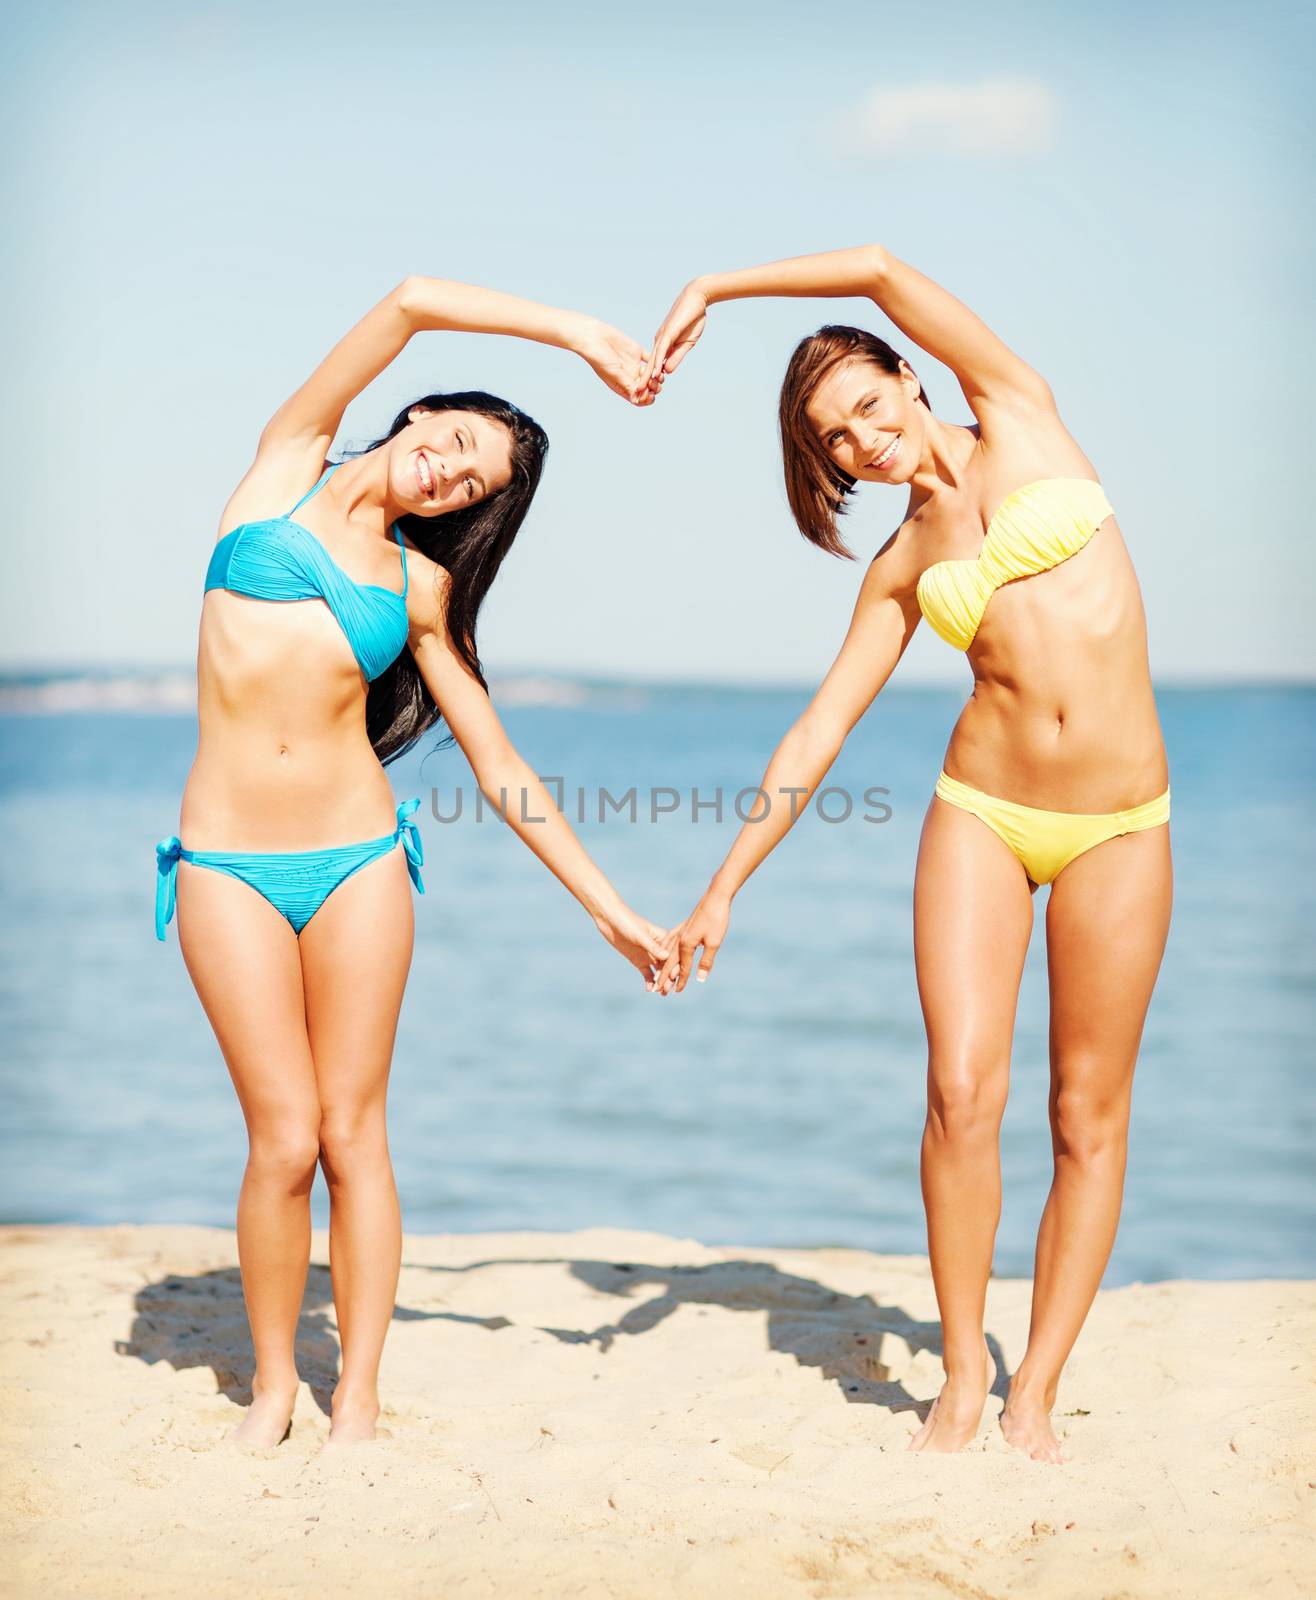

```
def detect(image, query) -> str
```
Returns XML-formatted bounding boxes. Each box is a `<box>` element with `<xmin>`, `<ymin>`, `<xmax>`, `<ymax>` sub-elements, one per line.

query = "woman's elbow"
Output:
<box><xmin>393</xmin><ymin>275</ymin><xmax>430</xmax><ymax>326</ymax></box>
<box><xmin>472</xmin><ymin>743</ymin><xmax>522</xmax><ymax>797</ymax></box>
<box><xmin>862</xmin><ymin>243</ymin><xmax>893</xmax><ymax>290</ymax></box>
<box><xmin>792</xmin><ymin>711</ymin><xmax>846</xmax><ymax>770</ymax></box>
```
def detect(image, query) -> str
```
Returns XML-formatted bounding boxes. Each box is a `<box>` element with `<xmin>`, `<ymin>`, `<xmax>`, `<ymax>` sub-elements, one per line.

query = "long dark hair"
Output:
<box><xmin>338</xmin><ymin>391</ymin><xmax>548</xmax><ymax>765</ymax></box>
<box><xmin>778</xmin><ymin>325</ymin><xmax>929</xmax><ymax>558</ymax></box>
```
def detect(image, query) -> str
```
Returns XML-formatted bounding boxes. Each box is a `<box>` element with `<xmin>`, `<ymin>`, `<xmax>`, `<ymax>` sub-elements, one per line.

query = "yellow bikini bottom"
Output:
<box><xmin>934</xmin><ymin>771</ymin><xmax>1171</xmax><ymax>886</ymax></box>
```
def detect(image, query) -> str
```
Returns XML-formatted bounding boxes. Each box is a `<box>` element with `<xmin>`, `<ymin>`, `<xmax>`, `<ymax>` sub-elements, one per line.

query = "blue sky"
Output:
<box><xmin>3</xmin><ymin>0</ymin><xmax>1312</xmax><ymax>683</ymax></box>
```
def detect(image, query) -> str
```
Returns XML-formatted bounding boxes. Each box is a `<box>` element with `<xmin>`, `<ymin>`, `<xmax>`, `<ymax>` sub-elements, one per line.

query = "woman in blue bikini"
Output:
<box><xmin>155</xmin><ymin>275</ymin><xmax>669</xmax><ymax>1450</ymax></box>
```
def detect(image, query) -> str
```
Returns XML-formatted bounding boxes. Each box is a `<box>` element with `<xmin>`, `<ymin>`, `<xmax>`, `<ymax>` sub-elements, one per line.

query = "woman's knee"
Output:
<box><xmin>925</xmin><ymin>1057</ymin><xmax>1010</xmax><ymax>1144</ymax></box>
<box><xmin>1049</xmin><ymin>1077</ymin><xmax>1131</xmax><ymax>1166</ymax></box>
<box><xmin>318</xmin><ymin>1108</ymin><xmax>390</xmax><ymax>1181</ymax></box>
<box><xmin>245</xmin><ymin>1123</ymin><xmax>320</xmax><ymax>1191</ymax></box>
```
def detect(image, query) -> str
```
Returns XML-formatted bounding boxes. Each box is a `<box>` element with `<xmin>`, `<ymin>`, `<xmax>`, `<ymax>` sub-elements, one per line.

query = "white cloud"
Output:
<box><xmin>836</xmin><ymin>76</ymin><xmax>1058</xmax><ymax>159</ymax></box>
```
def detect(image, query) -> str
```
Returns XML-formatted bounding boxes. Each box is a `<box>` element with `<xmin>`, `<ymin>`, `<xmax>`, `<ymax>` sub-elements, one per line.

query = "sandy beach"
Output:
<box><xmin>2</xmin><ymin>1224</ymin><xmax>1312</xmax><ymax>1598</ymax></box>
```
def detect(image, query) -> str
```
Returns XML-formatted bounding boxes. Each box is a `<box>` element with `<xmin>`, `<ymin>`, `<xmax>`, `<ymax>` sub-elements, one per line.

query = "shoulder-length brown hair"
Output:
<box><xmin>777</xmin><ymin>324</ymin><xmax>929</xmax><ymax>559</ymax></box>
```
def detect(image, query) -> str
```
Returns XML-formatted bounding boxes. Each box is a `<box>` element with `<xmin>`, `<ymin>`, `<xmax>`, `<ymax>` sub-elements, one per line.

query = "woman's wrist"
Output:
<box><xmin>580</xmin><ymin>879</ymin><xmax>625</xmax><ymax>924</ymax></box>
<box><xmin>706</xmin><ymin>870</ymin><xmax>738</xmax><ymax>904</ymax></box>
<box><xmin>694</xmin><ymin>273</ymin><xmax>725</xmax><ymax>307</ymax></box>
<box><xmin>503</xmin><ymin>299</ymin><xmax>589</xmax><ymax>354</ymax></box>
<box><xmin>557</xmin><ymin>307</ymin><xmax>599</xmax><ymax>355</ymax></box>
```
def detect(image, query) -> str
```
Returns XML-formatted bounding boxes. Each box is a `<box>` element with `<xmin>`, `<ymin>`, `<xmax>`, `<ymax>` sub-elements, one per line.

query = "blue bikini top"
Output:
<box><xmin>204</xmin><ymin>463</ymin><xmax>410</xmax><ymax>682</ymax></box>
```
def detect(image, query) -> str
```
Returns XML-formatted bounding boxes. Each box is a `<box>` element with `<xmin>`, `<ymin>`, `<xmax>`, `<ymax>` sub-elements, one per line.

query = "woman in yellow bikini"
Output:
<box><xmin>640</xmin><ymin>245</ymin><xmax>1172</xmax><ymax>1463</ymax></box>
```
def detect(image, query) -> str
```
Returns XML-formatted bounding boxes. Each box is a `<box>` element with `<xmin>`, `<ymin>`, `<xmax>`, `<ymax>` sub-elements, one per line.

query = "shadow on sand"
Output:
<box><xmin>413</xmin><ymin>1256</ymin><xmax>1008</xmax><ymax>1419</ymax></box>
<box><xmin>116</xmin><ymin>1252</ymin><xmax>1006</xmax><ymax>1423</ymax></box>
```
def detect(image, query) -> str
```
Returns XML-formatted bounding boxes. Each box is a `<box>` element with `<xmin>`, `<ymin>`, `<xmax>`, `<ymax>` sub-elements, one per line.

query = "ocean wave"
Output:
<box><xmin>0</xmin><ymin>670</ymin><xmax>650</xmax><ymax>714</ymax></box>
<box><xmin>0</xmin><ymin>672</ymin><xmax>198</xmax><ymax>713</ymax></box>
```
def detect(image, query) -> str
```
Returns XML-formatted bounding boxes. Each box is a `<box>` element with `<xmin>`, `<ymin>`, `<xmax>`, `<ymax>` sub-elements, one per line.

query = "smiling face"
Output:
<box><xmin>388</xmin><ymin>407</ymin><xmax>515</xmax><ymax>517</ymax></box>
<box><xmin>805</xmin><ymin>357</ymin><xmax>927</xmax><ymax>488</ymax></box>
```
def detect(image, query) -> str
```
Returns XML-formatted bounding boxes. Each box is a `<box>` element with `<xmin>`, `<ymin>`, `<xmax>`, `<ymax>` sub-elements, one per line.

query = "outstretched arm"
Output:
<box><xmin>657</xmin><ymin>539</ymin><xmax>920</xmax><ymax>993</ymax></box>
<box><xmin>263</xmin><ymin>276</ymin><xmax>650</xmax><ymax>458</ymax></box>
<box><xmin>411</xmin><ymin>576</ymin><xmax>670</xmax><ymax>989</ymax></box>
<box><xmin>642</xmin><ymin>243</ymin><xmax>1051</xmax><ymax>414</ymax></box>
<box><xmin>220</xmin><ymin>278</ymin><xmax>647</xmax><ymax>532</ymax></box>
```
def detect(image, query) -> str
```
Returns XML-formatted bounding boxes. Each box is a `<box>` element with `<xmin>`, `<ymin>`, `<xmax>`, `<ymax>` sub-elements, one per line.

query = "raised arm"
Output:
<box><xmin>642</xmin><ymin>243</ymin><xmax>1051</xmax><ymax>414</ymax></box>
<box><xmin>409</xmin><ymin>575</ymin><xmax>670</xmax><ymax>989</ymax></box>
<box><xmin>218</xmin><ymin>276</ymin><xmax>650</xmax><ymax>533</ymax></box>
<box><xmin>658</xmin><ymin>539</ymin><xmax>920</xmax><ymax>993</ymax></box>
<box><xmin>263</xmin><ymin>276</ymin><xmax>650</xmax><ymax>457</ymax></box>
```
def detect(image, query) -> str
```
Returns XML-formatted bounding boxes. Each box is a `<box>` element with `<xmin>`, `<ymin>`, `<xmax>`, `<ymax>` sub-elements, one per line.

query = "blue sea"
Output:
<box><xmin>2</xmin><ymin>677</ymin><xmax>1313</xmax><ymax>1286</ymax></box>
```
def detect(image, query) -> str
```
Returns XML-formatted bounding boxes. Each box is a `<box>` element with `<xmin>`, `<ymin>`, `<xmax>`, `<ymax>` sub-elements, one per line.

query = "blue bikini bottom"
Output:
<box><xmin>155</xmin><ymin>797</ymin><xmax>424</xmax><ymax>942</ymax></box>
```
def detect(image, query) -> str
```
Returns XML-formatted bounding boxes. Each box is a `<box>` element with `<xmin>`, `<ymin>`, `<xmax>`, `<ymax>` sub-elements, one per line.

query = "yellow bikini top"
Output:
<box><xmin>915</xmin><ymin>477</ymin><xmax>1114</xmax><ymax>651</ymax></box>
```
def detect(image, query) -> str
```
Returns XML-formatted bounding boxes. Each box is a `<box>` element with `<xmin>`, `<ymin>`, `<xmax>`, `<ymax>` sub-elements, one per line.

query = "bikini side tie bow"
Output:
<box><xmin>155</xmin><ymin>835</ymin><xmax>184</xmax><ymax>942</ymax></box>
<box><xmin>395</xmin><ymin>797</ymin><xmax>425</xmax><ymax>894</ymax></box>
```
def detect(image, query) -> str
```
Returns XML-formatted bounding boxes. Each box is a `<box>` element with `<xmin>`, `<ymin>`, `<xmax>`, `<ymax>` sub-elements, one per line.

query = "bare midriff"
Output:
<box><xmin>178</xmin><ymin>590</ymin><xmax>402</xmax><ymax>851</ymax></box>
<box><xmin>941</xmin><ymin>516</ymin><xmax>1169</xmax><ymax>813</ymax></box>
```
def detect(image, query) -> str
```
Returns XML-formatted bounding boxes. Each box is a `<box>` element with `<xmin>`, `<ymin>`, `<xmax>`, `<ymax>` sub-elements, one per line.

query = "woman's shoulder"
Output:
<box><xmin>865</xmin><ymin>505</ymin><xmax>935</xmax><ymax>601</ymax></box>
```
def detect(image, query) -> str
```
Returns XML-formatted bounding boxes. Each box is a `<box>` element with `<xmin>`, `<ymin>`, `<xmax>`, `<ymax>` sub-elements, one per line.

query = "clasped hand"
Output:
<box><xmin>575</xmin><ymin>279</ymin><xmax>708</xmax><ymax>408</ymax></box>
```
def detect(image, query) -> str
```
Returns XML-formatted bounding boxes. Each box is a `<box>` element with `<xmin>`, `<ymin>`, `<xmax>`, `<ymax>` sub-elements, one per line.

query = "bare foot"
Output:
<box><xmin>228</xmin><ymin>1379</ymin><xmax>298</xmax><ymax>1450</ymax></box>
<box><xmin>999</xmin><ymin>1385</ymin><xmax>1068</xmax><ymax>1464</ymax></box>
<box><xmin>908</xmin><ymin>1341</ymin><xmax>997</xmax><ymax>1453</ymax></box>
<box><xmin>319</xmin><ymin>1396</ymin><xmax>389</xmax><ymax>1453</ymax></box>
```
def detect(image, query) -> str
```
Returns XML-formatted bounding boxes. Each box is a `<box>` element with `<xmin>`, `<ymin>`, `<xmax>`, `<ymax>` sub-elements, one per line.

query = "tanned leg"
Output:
<box><xmin>176</xmin><ymin>863</ymin><xmax>320</xmax><ymax>1449</ymax></box>
<box><xmin>1001</xmin><ymin>824</ymin><xmax>1172</xmax><ymax>1463</ymax></box>
<box><xmin>299</xmin><ymin>846</ymin><xmax>415</xmax><ymax>1449</ymax></box>
<box><xmin>908</xmin><ymin>796</ymin><xmax>1035</xmax><ymax>1453</ymax></box>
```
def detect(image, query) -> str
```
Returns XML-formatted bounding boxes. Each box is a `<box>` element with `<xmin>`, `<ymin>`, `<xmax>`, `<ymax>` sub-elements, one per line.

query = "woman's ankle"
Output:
<box><xmin>1005</xmin><ymin>1368</ymin><xmax>1059</xmax><ymax>1409</ymax></box>
<box><xmin>942</xmin><ymin>1337</ymin><xmax>991</xmax><ymax>1381</ymax></box>
<box><xmin>331</xmin><ymin>1384</ymin><xmax>380</xmax><ymax>1418</ymax></box>
<box><xmin>251</xmin><ymin>1369</ymin><xmax>300</xmax><ymax>1399</ymax></box>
